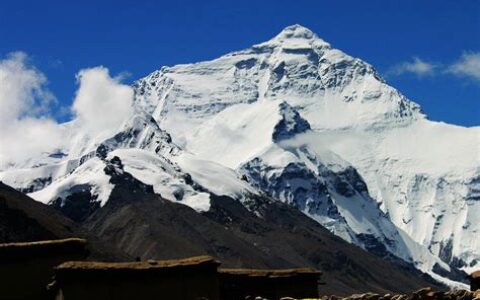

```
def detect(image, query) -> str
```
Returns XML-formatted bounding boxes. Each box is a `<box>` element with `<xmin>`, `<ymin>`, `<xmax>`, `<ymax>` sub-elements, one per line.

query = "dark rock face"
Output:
<box><xmin>439</xmin><ymin>238</ymin><xmax>454</xmax><ymax>265</ymax></box>
<box><xmin>104</xmin><ymin>156</ymin><xmax>154</xmax><ymax>197</ymax></box>
<box><xmin>50</xmin><ymin>184</ymin><xmax>100</xmax><ymax>223</ymax></box>
<box><xmin>431</xmin><ymin>263</ymin><xmax>469</xmax><ymax>285</ymax></box>
<box><xmin>48</xmin><ymin>151</ymin><xmax>67</xmax><ymax>159</ymax></box>
<box><xmin>332</xmin><ymin>167</ymin><xmax>369</xmax><ymax>197</ymax></box>
<box><xmin>466</xmin><ymin>175</ymin><xmax>480</xmax><ymax>202</ymax></box>
<box><xmin>356</xmin><ymin>234</ymin><xmax>389</xmax><ymax>258</ymax></box>
<box><xmin>17</xmin><ymin>177</ymin><xmax>52</xmax><ymax>194</ymax></box>
<box><xmin>235</xmin><ymin>58</ymin><xmax>257</xmax><ymax>70</ymax></box>
<box><xmin>272</xmin><ymin>102</ymin><xmax>311</xmax><ymax>142</ymax></box>
<box><xmin>240</xmin><ymin>158</ymin><xmax>336</xmax><ymax>216</ymax></box>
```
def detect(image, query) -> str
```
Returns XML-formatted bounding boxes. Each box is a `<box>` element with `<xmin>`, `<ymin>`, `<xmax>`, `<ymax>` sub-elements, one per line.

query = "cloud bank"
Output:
<box><xmin>389</xmin><ymin>52</ymin><xmax>480</xmax><ymax>83</ymax></box>
<box><xmin>388</xmin><ymin>57</ymin><xmax>436</xmax><ymax>77</ymax></box>
<box><xmin>447</xmin><ymin>52</ymin><xmax>480</xmax><ymax>82</ymax></box>
<box><xmin>0</xmin><ymin>52</ymin><xmax>62</xmax><ymax>167</ymax></box>
<box><xmin>0</xmin><ymin>52</ymin><xmax>55</xmax><ymax>127</ymax></box>
<box><xmin>72</xmin><ymin>67</ymin><xmax>134</xmax><ymax>134</ymax></box>
<box><xmin>0</xmin><ymin>52</ymin><xmax>134</xmax><ymax>168</ymax></box>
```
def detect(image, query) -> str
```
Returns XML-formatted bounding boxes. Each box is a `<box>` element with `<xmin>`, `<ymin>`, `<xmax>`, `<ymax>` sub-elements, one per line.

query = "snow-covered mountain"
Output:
<box><xmin>1</xmin><ymin>25</ymin><xmax>478</xmax><ymax>286</ymax></box>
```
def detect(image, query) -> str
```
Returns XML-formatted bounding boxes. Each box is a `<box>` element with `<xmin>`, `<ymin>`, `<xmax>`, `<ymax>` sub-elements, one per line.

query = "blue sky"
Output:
<box><xmin>1</xmin><ymin>0</ymin><xmax>479</xmax><ymax>126</ymax></box>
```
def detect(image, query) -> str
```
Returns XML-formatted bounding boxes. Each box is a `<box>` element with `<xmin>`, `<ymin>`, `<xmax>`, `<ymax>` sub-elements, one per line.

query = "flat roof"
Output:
<box><xmin>218</xmin><ymin>267</ymin><xmax>321</xmax><ymax>278</ymax></box>
<box><xmin>56</xmin><ymin>255</ymin><xmax>219</xmax><ymax>272</ymax></box>
<box><xmin>470</xmin><ymin>270</ymin><xmax>480</xmax><ymax>279</ymax></box>
<box><xmin>0</xmin><ymin>238</ymin><xmax>86</xmax><ymax>249</ymax></box>
<box><xmin>0</xmin><ymin>238</ymin><xmax>87</xmax><ymax>260</ymax></box>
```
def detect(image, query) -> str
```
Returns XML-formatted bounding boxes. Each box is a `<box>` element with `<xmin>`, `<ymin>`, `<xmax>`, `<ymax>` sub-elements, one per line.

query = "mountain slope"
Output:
<box><xmin>0</xmin><ymin>182</ymin><xmax>129</xmax><ymax>260</ymax></box>
<box><xmin>0</xmin><ymin>24</ymin><xmax>477</xmax><ymax>286</ymax></box>
<box><xmin>0</xmin><ymin>182</ymin><xmax>77</xmax><ymax>242</ymax></box>
<box><xmin>77</xmin><ymin>162</ymin><xmax>444</xmax><ymax>295</ymax></box>
<box><xmin>129</xmin><ymin>24</ymin><xmax>479</xmax><ymax>283</ymax></box>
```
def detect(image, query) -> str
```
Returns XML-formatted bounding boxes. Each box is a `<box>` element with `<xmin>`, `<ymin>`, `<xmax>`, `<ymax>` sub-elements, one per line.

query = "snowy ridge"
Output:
<box><xmin>0</xmin><ymin>24</ymin><xmax>478</xmax><ymax>286</ymax></box>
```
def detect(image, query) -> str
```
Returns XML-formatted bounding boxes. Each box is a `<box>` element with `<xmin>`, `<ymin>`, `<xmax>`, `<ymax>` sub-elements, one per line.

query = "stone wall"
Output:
<box><xmin>53</xmin><ymin>256</ymin><xmax>220</xmax><ymax>300</ymax></box>
<box><xmin>219</xmin><ymin>268</ymin><xmax>321</xmax><ymax>300</ymax></box>
<box><xmin>0</xmin><ymin>238</ymin><xmax>88</xmax><ymax>300</ymax></box>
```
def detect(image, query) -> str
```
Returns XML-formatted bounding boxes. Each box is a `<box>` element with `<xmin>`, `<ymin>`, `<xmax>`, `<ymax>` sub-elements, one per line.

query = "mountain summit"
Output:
<box><xmin>276</xmin><ymin>24</ymin><xmax>316</xmax><ymax>38</ymax></box>
<box><xmin>263</xmin><ymin>24</ymin><xmax>323</xmax><ymax>44</ymax></box>
<box><xmin>1</xmin><ymin>25</ymin><xmax>478</xmax><ymax>287</ymax></box>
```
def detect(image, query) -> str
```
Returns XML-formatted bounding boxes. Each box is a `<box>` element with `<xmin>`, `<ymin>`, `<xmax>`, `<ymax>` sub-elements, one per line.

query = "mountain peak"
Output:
<box><xmin>258</xmin><ymin>24</ymin><xmax>329</xmax><ymax>49</ymax></box>
<box><xmin>277</xmin><ymin>24</ymin><xmax>315</xmax><ymax>39</ymax></box>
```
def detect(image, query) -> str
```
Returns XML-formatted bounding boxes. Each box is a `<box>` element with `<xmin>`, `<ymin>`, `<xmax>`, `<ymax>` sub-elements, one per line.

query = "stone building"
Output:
<box><xmin>218</xmin><ymin>267</ymin><xmax>321</xmax><ymax>300</ymax></box>
<box><xmin>52</xmin><ymin>255</ymin><xmax>220</xmax><ymax>300</ymax></box>
<box><xmin>0</xmin><ymin>238</ymin><xmax>88</xmax><ymax>300</ymax></box>
<box><xmin>470</xmin><ymin>270</ymin><xmax>480</xmax><ymax>291</ymax></box>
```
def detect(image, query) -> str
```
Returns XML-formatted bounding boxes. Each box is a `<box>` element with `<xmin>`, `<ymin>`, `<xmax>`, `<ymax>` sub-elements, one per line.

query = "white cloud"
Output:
<box><xmin>0</xmin><ymin>53</ymin><xmax>134</xmax><ymax>168</ymax></box>
<box><xmin>0</xmin><ymin>118</ymin><xmax>65</xmax><ymax>167</ymax></box>
<box><xmin>0</xmin><ymin>52</ymin><xmax>62</xmax><ymax>167</ymax></box>
<box><xmin>447</xmin><ymin>52</ymin><xmax>480</xmax><ymax>82</ymax></box>
<box><xmin>388</xmin><ymin>57</ymin><xmax>437</xmax><ymax>77</ymax></box>
<box><xmin>0</xmin><ymin>52</ymin><xmax>55</xmax><ymax>128</ymax></box>
<box><xmin>72</xmin><ymin>66</ymin><xmax>134</xmax><ymax>136</ymax></box>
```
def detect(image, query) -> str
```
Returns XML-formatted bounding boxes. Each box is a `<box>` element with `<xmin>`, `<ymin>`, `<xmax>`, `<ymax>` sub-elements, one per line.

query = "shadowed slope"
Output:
<box><xmin>0</xmin><ymin>182</ymin><xmax>127</xmax><ymax>260</ymax></box>
<box><xmin>83</xmin><ymin>176</ymin><xmax>444</xmax><ymax>295</ymax></box>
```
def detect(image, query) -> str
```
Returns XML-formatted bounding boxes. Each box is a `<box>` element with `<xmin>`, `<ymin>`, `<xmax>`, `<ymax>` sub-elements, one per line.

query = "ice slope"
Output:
<box><xmin>0</xmin><ymin>24</ymin><xmax>477</xmax><ymax>285</ymax></box>
<box><xmin>289</xmin><ymin>120</ymin><xmax>480</xmax><ymax>274</ymax></box>
<box><xmin>29</xmin><ymin>157</ymin><xmax>113</xmax><ymax>206</ymax></box>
